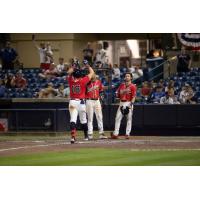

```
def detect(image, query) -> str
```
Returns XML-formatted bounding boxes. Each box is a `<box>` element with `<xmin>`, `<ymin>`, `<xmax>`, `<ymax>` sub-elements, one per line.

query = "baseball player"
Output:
<box><xmin>111</xmin><ymin>72</ymin><xmax>137</xmax><ymax>139</ymax></box>
<box><xmin>86</xmin><ymin>73</ymin><xmax>107</xmax><ymax>139</ymax></box>
<box><xmin>67</xmin><ymin>64</ymin><xmax>94</xmax><ymax>144</ymax></box>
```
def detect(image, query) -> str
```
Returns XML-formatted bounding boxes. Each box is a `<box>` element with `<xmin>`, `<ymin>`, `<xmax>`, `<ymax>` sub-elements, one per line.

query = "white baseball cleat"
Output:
<box><xmin>84</xmin><ymin>137</ymin><xmax>89</xmax><ymax>141</ymax></box>
<box><xmin>99</xmin><ymin>134</ymin><xmax>108</xmax><ymax>139</ymax></box>
<box><xmin>88</xmin><ymin>134</ymin><xmax>93</xmax><ymax>140</ymax></box>
<box><xmin>70</xmin><ymin>137</ymin><xmax>76</xmax><ymax>144</ymax></box>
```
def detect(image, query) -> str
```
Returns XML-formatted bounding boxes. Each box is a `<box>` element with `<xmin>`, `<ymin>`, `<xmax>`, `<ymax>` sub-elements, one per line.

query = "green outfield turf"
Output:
<box><xmin>0</xmin><ymin>148</ymin><xmax>200</xmax><ymax>166</ymax></box>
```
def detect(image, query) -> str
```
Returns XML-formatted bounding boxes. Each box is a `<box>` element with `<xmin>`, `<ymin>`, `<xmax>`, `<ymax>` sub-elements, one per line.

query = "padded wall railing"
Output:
<box><xmin>0</xmin><ymin>104</ymin><xmax>200</xmax><ymax>134</ymax></box>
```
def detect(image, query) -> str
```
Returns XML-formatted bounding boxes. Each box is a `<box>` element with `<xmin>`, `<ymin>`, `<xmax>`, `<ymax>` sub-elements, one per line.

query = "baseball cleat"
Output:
<box><xmin>88</xmin><ymin>134</ymin><xmax>93</xmax><ymax>140</ymax></box>
<box><xmin>125</xmin><ymin>135</ymin><xmax>130</xmax><ymax>139</ymax></box>
<box><xmin>84</xmin><ymin>137</ymin><xmax>89</xmax><ymax>141</ymax></box>
<box><xmin>70</xmin><ymin>137</ymin><xmax>76</xmax><ymax>144</ymax></box>
<box><xmin>99</xmin><ymin>134</ymin><xmax>108</xmax><ymax>139</ymax></box>
<box><xmin>110</xmin><ymin>132</ymin><xmax>118</xmax><ymax>139</ymax></box>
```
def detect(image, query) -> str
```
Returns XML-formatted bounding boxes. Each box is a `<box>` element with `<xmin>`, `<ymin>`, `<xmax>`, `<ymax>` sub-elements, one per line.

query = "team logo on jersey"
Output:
<box><xmin>87</xmin><ymin>85</ymin><xmax>99</xmax><ymax>93</ymax></box>
<box><xmin>72</xmin><ymin>85</ymin><xmax>81</xmax><ymax>94</ymax></box>
<box><xmin>120</xmin><ymin>88</ymin><xmax>131</xmax><ymax>95</ymax></box>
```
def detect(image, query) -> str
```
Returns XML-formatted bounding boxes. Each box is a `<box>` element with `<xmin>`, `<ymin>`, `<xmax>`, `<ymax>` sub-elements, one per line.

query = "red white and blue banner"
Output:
<box><xmin>177</xmin><ymin>33</ymin><xmax>200</xmax><ymax>50</ymax></box>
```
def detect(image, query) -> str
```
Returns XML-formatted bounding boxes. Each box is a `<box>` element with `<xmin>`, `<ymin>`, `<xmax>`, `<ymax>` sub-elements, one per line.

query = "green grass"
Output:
<box><xmin>0</xmin><ymin>148</ymin><xmax>200</xmax><ymax>166</ymax></box>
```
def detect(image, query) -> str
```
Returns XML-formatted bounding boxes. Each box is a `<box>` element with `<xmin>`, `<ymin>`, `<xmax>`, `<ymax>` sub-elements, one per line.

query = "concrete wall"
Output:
<box><xmin>10</xmin><ymin>33</ymin><xmax>95</xmax><ymax>67</ymax></box>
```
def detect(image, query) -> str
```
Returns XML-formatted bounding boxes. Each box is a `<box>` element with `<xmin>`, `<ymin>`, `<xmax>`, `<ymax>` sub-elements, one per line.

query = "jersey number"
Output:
<box><xmin>72</xmin><ymin>85</ymin><xmax>81</xmax><ymax>94</ymax></box>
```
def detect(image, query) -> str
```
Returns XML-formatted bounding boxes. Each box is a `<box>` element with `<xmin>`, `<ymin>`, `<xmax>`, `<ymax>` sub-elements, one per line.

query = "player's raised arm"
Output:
<box><xmin>32</xmin><ymin>34</ymin><xmax>40</xmax><ymax>50</ymax></box>
<box><xmin>66</xmin><ymin>66</ymin><xmax>74</xmax><ymax>76</ymax></box>
<box><xmin>87</xmin><ymin>66</ymin><xmax>95</xmax><ymax>80</ymax></box>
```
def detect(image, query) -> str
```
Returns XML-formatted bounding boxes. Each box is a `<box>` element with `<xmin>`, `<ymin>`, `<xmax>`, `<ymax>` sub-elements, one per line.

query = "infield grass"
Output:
<box><xmin>0</xmin><ymin>148</ymin><xmax>200</xmax><ymax>166</ymax></box>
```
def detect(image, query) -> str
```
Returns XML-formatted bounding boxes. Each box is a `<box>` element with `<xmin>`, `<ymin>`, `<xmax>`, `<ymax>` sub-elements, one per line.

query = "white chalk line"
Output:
<box><xmin>0</xmin><ymin>140</ymin><xmax>108</xmax><ymax>152</ymax></box>
<box><xmin>0</xmin><ymin>140</ymin><xmax>105</xmax><ymax>152</ymax></box>
<box><xmin>0</xmin><ymin>142</ymin><xmax>70</xmax><ymax>152</ymax></box>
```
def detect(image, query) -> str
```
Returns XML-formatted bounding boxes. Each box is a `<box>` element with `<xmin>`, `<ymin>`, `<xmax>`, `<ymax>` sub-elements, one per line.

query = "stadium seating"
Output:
<box><xmin>1</xmin><ymin>67</ymin><xmax>200</xmax><ymax>103</ymax></box>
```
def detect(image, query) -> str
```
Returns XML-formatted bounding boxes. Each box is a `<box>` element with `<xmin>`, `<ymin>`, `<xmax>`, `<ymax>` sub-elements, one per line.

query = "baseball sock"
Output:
<box><xmin>81</xmin><ymin>123</ymin><xmax>88</xmax><ymax>138</ymax></box>
<box><xmin>70</xmin><ymin>122</ymin><xmax>77</xmax><ymax>137</ymax></box>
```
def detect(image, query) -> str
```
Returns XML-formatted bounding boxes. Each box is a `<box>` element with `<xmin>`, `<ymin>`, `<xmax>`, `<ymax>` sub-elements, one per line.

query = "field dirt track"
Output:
<box><xmin>1</xmin><ymin>136</ymin><xmax>200</xmax><ymax>157</ymax></box>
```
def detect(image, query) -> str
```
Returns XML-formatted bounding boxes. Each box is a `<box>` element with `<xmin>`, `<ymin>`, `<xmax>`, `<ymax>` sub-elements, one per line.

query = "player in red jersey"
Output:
<box><xmin>86</xmin><ymin>74</ymin><xmax>107</xmax><ymax>139</ymax></box>
<box><xmin>111</xmin><ymin>72</ymin><xmax>137</xmax><ymax>139</ymax></box>
<box><xmin>67</xmin><ymin>62</ymin><xmax>94</xmax><ymax>143</ymax></box>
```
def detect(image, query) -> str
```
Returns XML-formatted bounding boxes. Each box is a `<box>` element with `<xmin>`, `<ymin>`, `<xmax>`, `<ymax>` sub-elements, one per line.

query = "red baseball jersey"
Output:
<box><xmin>67</xmin><ymin>75</ymin><xmax>90</xmax><ymax>99</ymax></box>
<box><xmin>116</xmin><ymin>83</ymin><xmax>137</xmax><ymax>101</ymax></box>
<box><xmin>86</xmin><ymin>80</ymin><xmax>103</xmax><ymax>99</ymax></box>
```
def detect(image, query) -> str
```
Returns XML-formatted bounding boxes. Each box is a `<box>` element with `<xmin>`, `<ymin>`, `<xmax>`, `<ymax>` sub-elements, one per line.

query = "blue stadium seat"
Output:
<box><xmin>195</xmin><ymin>82</ymin><xmax>200</xmax><ymax>87</ymax></box>
<box><xmin>58</xmin><ymin>78</ymin><xmax>65</xmax><ymax>84</ymax></box>
<box><xmin>34</xmin><ymin>68</ymin><xmax>41</xmax><ymax>73</ymax></box>
<box><xmin>195</xmin><ymin>91</ymin><xmax>200</xmax><ymax>97</ymax></box>
<box><xmin>174</xmin><ymin>81</ymin><xmax>180</xmax><ymax>87</ymax></box>
<box><xmin>26</xmin><ymin>73</ymin><xmax>33</xmax><ymax>79</ymax></box>
<box><xmin>195</xmin><ymin>86</ymin><xmax>200</xmax><ymax>92</ymax></box>
<box><xmin>112</xmin><ymin>78</ymin><xmax>120</xmax><ymax>84</ymax></box>
<box><xmin>39</xmin><ymin>78</ymin><xmax>47</xmax><ymax>84</ymax></box>
<box><xmin>40</xmin><ymin>83</ymin><xmax>47</xmax><ymax>88</ymax></box>
<box><xmin>195</xmin><ymin>76</ymin><xmax>200</xmax><ymax>81</ymax></box>
<box><xmin>178</xmin><ymin>72</ymin><xmax>186</xmax><ymax>77</ymax></box>
<box><xmin>26</xmin><ymin>92</ymin><xmax>33</xmax><ymax>98</ymax></box>
<box><xmin>173</xmin><ymin>76</ymin><xmax>178</xmax><ymax>81</ymax></box>
<box><xmin>29</xmin><ymin>83</ymin><xmax>38</xmax><ymax>89</ymax></box>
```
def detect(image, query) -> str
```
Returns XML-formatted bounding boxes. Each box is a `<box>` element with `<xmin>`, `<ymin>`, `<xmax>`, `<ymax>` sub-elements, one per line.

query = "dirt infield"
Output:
<box><xmin>1</xmin><ymin>136</ymin><xmax>200</xmax><ymax>157</ymax></box>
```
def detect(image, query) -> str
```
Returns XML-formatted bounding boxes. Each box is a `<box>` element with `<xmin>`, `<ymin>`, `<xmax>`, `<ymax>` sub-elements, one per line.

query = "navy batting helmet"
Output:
<box><xmin>72</xmin><ymin>69</ymin><xmax>82</xmax><ymax>78</ymax></box>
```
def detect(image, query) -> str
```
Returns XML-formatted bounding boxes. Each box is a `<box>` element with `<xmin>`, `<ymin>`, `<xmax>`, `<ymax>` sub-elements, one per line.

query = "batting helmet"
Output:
<box><xmin>72</xmin><ymin>69</ymin><xmax>82</xmax><ymax>78</ymax></box>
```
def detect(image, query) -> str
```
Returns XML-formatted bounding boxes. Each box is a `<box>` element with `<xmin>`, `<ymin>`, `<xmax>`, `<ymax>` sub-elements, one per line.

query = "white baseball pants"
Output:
<box><xmin>86</xmin><ymin>99</ymin><xmax>104</xmax><ymax>135</ymax></box>
<box><xmin>69</xmin><ymin>99</ymin><xmax>87</xmax><ymax>124</ymax></box>
<box><xmin>113</xmin><ymin>101</ymin><xmax>133</xmax><ymax>136</ymax></box>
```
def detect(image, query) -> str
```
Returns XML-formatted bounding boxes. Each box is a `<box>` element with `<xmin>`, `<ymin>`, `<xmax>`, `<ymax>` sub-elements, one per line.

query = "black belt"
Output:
<box><xmin>86</xmin><ymin>98</ymin><xmax>99</xmax><ymax>100</ymax></box>
<box><xmin>121</xmin><ymin>100</ymin><xmax>130</xmax><ymax>102</ymax></box>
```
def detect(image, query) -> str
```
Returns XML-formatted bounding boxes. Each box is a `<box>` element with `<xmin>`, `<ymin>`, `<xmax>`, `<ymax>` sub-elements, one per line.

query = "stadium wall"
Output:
<box><xmin>0</xmin><ymin>100</ymin><xmax>200</xmax><ymax>135</ymax></box>
<box><xmin>10</xmin><ymin>33</ymin><xmax>98</xmax><ymax>67</ymax></box>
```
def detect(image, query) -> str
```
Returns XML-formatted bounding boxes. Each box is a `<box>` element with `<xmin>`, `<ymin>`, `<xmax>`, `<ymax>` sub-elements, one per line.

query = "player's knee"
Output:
<box><xmin>70</xmin><ymin>122</ymin><xmax>76</xmax><ymax>130</ymax></box>
<box><xmin>69</xmin><ymin>105</ymin><xmax>76</xmax><ymax>110</ymax></box>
